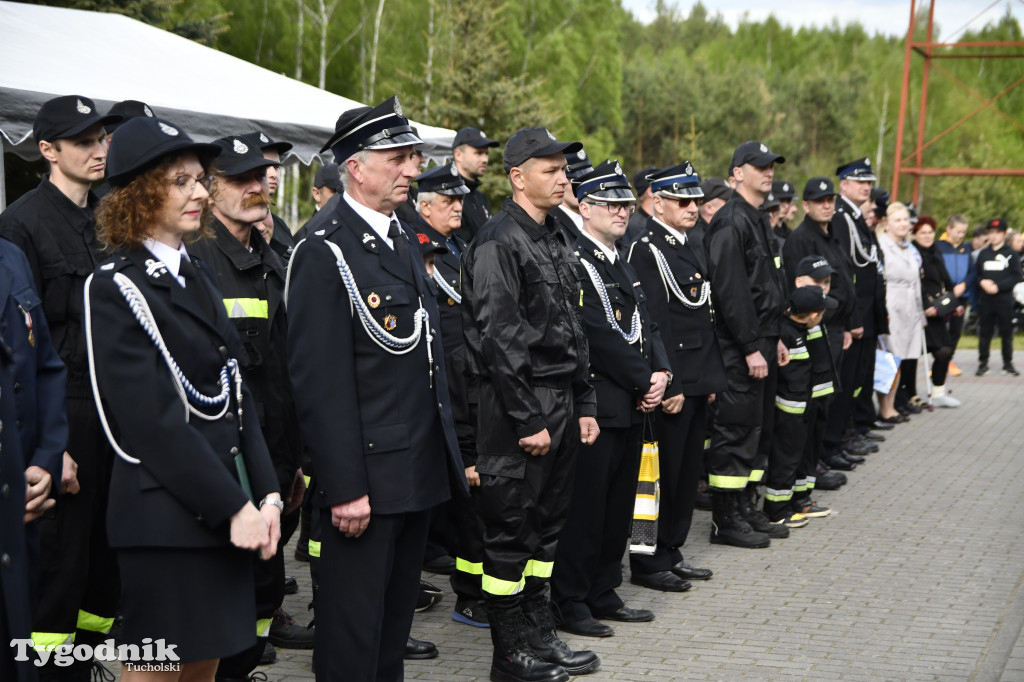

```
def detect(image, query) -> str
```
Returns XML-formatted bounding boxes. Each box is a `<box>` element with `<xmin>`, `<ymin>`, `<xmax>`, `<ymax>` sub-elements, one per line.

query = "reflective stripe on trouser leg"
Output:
<box><xmin>31</xmin><ymin>633</ymin><xmax>75</xmax><ymax>651</ymax></box>
<box><xmin>257</xmin><ymin>618</ymin><xmax>273</xmax><ymax>637</ymax></box>
<box><xmin>707</xmin><ymin>339</ymin><xmax>767</xmax><ymax>491</ymax></box>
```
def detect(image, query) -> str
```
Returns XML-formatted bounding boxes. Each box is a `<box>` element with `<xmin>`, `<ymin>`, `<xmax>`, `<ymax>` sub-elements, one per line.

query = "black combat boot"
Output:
<box><xmin>736</xmin><ymin>487</ymin><xmax>789</xmax><ymax>538</ymax></box>
<box><xmin>709</xmin><ymin>491</ymin><xmax>771</xmax><ymax>548</ymax></box>
<box><xmin>520</xmin><ymin>585</ymin><xmax>600</xmax><ymax>676</ymax></box>
<box><xmin>488</xmin><ymin>595</ymin><xmax>569</xmax><ymax>682</ymax></box>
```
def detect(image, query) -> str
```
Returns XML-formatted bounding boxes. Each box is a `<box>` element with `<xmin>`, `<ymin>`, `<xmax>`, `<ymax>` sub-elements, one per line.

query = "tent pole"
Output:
<box><xmin>0</xmin><ymin>149</ymin><xmax>7</xmax><ymax>212</ymax></box>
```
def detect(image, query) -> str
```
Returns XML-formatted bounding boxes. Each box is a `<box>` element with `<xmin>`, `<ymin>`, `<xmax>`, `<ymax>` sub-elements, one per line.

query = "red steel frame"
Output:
<box><xmin>891</xmin><ymin>0</ymin><xmax>1024</xmax><ymax>203</ymax></box>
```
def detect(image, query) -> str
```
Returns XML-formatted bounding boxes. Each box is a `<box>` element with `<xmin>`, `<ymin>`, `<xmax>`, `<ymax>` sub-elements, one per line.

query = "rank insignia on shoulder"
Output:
<box><xmin>594</xmin><ymin>249</ymin><xmax>605</xmax><ymax>261</ymax></box>
<box><xmin>144</xmin><ymin>258</ymin><xmax>167</xmax><ymax>278</ymax></box>
<box><xmin>383</xmin><ymin>314</ymin><xmax>397</xmax><ymax>330</ymax></box>
<box><xmin>101</xmin><ymin>263</ymin><xmax>115</xmax><ymax>271</ymax></box>
<box><xmin>362</xmin><ymin>233</ymin><xmax>375</xmax><ymax>243</ymax></box>
<box><xmin>368</xmin><ymin>292</ymin><xmax>381</xmax><ymax>308</ymax></box>
<box><xmin>641</xmin><ymin>236</ymin><xmax>649</xmax><ymax>243</ymax></box>
<box><xmin>615</xmin><ymin>309</ymin><xmax>622</xmax><ymax>321</ymax></box>
<box><xmin>665</xmin><ymin>234</ymin><xmax>677</xmax><ymax>246</ymax></box>
<box><xmin>314</xmin><ymin>229</ymin><xmax>326</xmax><ymax>236</ymax></box>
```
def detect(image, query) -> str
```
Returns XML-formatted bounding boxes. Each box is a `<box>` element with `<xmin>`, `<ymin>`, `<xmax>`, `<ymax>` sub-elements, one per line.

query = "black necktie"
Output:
<box><xmin>179</xmin><ymin>257</ymin><xmax>217</xmax><ymax>320</ymax></box>
<box><xmin>388</xmin><ymin>220</ymin><xmax>414</xmax><ymax>278</ymax></box>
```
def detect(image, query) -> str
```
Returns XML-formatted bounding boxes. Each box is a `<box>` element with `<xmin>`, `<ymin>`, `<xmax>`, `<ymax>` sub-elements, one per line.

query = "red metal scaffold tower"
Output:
<box><xmin>891</xmin><ymin>0</ymin><xmax>1024</xmax><ymax>204</ymax></box>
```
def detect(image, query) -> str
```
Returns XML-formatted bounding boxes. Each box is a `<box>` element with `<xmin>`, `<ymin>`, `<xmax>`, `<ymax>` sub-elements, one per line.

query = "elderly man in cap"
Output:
<box><xmin>627</xmin><ymin>162</ymin><xmax>725</xmax><ymax>588</ymax></box>
<box><xmin>285</xmin><ymin>96</ymin><xmax>467</xmax><ymax>682</ymax></box>
<box><xmin>185</xmin><ymin>137</ymin><xmax>311</xmax><ymax>678</ymax></box>
<box><xmin>462</xmin><ymin>127</ymin><xmax>601</xmax><ymax>682</ymax></box>
<box><xmin>239</xmin><ymin>131</ymin><xmax>296</xmax><ymax>263</ymax></box>
<box><xmin>0</xmin><ymin>94</ymin><xmax>124</xmax><ymax>678</ymax></box>
<box><xmin>624</xmin><ymin>166</ymin><xmax>656</xmax><ymax>244</ymax></box>
<box><xmin>703</xmin><ymin>141</ymin><xmax>790</xmax><ymax>549</ymax></box>
<box><xmin>551</xmin><ymin>148</ymin><xmax>595</xmax><ymax>242</ymax></box>
<box><xmin>550</xmin><ymin>160</ymin><xmax>670</xmax><ymax>636</ymax></box>
<box><xmin>830</xmin><ymin>158</ymin><xmax>890</xmax><ymax>447</ymax></box>
<box><xmin>452</xmin><ymin>126</ymin><xmax>500</xmax><ymax>243</ymax></box>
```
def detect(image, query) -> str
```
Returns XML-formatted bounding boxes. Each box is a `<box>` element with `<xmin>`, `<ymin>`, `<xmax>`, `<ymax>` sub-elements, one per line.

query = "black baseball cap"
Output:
<box><xmin>772</xmin><ymin>180</ymin><xmax>796</xmax><ymax>200</ymax></box>
<box><xmin>796</xmin><ymin>255</ymin><xmax>836</xmax><ymax>279</ymax></box>
<box><xmin>34</xmin><ymin>95</ymin><xmax>122</xmax><ymax>143</ymax></box>
<box><xmin>211</xmin><ymin>136</ymin><xmax>280</xmax><ymax>177</ymax></box>
<box><xmin>762</xmin><ymin>192</ymin><xmax>780</xmax><ymax>210</ymax></box>
<box><xmin>803</xmin><ymin>176</ymin><xmax>838</xmax><ymax>201</ymax></box>
<box><xmin>105</xmin><ymin>100</ymin><xmax>157</xmax><ymax>134</ymax></box>
<box><xmin>242</xmin><ymin>131</ymin><xmax>293</xmax><ymax>156</ymax></box>
<box><xmin>502</xmin><ymin>127</ymin><xmax>582</xmax><ymax>173</ymax></box>
<box><xmin>105</xmin><ymin>117</ymin><xmax>220</xmax><ymax>188</ymax></box>
<box><xmin>987</xmin><ymin>218</ymin><xmax>1009</xmax><ymax>232</ymax></box>
<box><xmin>701</xmin><ymin>177</ymin><xmax>732</xmax><ymax>203</ymax></box>
<box><xmin>633</xmin><ymin>166</ymin><xmax>658</xmax><ymax>195</ymax></box>
<box><xmin>453</xmin><ymin>127</ymin><xmax>499</xmax><ymax>149</ymax></box>
<box><xmin>731</xmin><ymin>141</ymin><xmax>785</xmax><ymax>170</ymax></box>
<box><xmin>565</xmin><ymin>148</ymin><xmax>594</xmax><ymax>184</ymax></box>
<box><xmin>789</xmin><ymin>285</ymin><xmax>837</xmax><ymax>314</ymax></box>
<box><xmin>314</xmin><ymin>163</ymin><xmax>341</xmax><ymax>190</ymax></box>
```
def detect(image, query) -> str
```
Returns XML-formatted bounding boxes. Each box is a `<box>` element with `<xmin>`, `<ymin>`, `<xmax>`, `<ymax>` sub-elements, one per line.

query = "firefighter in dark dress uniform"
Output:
<box><xmin>0</xmin><ymin>95</ymin><xmax>123</xmax><ymax>679</ymax></box>
<box><xmin>550</xmin><ymin>161</ymin><xmax>669</xmax><ymax>638</ymax></box>
<box><xmin>627</xmin><ymin>162</ymin><xmax>725</xmax><ymax>589</ymax></box>
<box><xmin>286</xmin><ymin>97</ymin><xmax>467</xmax><ymax>682</ymax></box>
<box><xmin>462</xmin><ymin>127</ymin><xmax>601</xmax><ymax>682</ymax></box>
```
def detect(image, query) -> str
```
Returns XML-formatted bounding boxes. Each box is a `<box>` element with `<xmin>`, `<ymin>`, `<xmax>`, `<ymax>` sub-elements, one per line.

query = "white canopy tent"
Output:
<box><xmin>0</xmin><ymin>1</ymin><xmax>456</xmax><ymax>209</ymax></box>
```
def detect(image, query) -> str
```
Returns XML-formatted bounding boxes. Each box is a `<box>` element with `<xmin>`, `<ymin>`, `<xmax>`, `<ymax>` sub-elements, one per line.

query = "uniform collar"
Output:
<box><xmin>653</xmin><ymin>217</ymin><xmax>687</xmax><ymax>246</ymax></box>
<box><xmin>39</xmin><ymin>174</ymin><xmax>98</xmax><ymax>232</ymax></box>
<box><xmin>839</xmin><ymin>194</ymin><xmax>862</xmax><ymax>219</ymax></box>
<box><xmin>557</xmin><ymin>205</ymin><xmax>584</xmax><ymax>231</ymax></box>
<box><xmin>579</xmin><ymin>227</ymin><xmax>617</xmax><ymax>263</ymax></box>
<box><xmin>502</xmin><ymin>197</ymin><xmax>553</xmax><ymax>242</ymax></box>
<box><xmin>143</xmin><ymin>237</ymin><xmax>189</xmax><ymax>286</ymax></box>
<box><xmin>343</xmin><ymin>191</ymin><xmax>396</xmax><ymax>247</ymax></box>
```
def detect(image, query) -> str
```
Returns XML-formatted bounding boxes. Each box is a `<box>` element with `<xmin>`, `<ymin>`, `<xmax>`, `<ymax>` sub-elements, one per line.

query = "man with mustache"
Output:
<box><xmin>187</xmin><ymin>137</ymin><xmax>311</xmax><ymax>680</ymax></box>
<box><xmin>241</xmin><ymin>131</ymin><xmax>297</xmax><ymax>265</ymax></box>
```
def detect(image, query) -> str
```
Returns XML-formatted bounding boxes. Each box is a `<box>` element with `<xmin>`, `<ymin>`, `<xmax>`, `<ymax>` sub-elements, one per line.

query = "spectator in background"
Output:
<box><xmin>936</xmin><ymin>214</ymin><xmax>971</xmax><ymax>376</ymax></box>
<box><xmin>974</xmin><ymin>219</ymin><xmax>1022</xmax><ymax>377</ymax></box>
<box><xmin>913</xmin><ymin>216</ymin><xmax>963</xmax><ymax>408</ymax></box>
<box><xmin>877</xmin><ymin>202</ymin><xmax>925</xmax><ymax>422</ymax></box>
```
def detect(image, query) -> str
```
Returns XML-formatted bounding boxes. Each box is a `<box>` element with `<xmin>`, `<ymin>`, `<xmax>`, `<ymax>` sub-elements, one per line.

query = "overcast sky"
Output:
<box><xmin>620</xmin><ymin>0</ymin><xmax>1024</xmax><ymax>40</ymax></box>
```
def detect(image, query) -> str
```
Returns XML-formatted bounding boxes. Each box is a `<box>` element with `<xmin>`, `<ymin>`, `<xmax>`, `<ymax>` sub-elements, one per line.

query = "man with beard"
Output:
<box><xmin>627</xmin><ymin>162</ymin><xmax>725</xmax><ymax>587</ymax></box>
<box><xmin>186</xmin><ymin>137</ymin><xmax>311</xmax><ymax>680</ymax></box>
<box><xmin>452</xmin><ymin>127</ymin><xmax>500</xmax><ymax>243</ymax></box>
<box><xmin>703</xmin><ymin>141</ymin><xmax>790</xmax><ymax>549</ymax></box>
<box><xmin>242</xmin><ymin>131</ymin><xmax>296</xmax><ymax>264</ymax></box>
<box><xmin>462</xmin><ymin>127</ymin><xmax>601</xmax><ymax>682</ymax></box>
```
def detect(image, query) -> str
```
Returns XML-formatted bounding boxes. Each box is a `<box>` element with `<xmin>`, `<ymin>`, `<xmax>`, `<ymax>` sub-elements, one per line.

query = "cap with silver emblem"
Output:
<box><xmin>105</xmin><ymin>117</ymin><xmax>220</xmax><ymax>188</ymax></box>
<box><xmin>576</xmin><ymin>160</ymin><xmax>636</xmax><ymax>203</ymax></box>
<box><xmin>802</xmin><ymin>176</ymin><xmax>838</xmax><ymax>201</ymax></box>
<box><xmin>321</xmin><ymin>95</ymin><xmax>423</xmax><ymax>163</ymax></box>
<box><xmin>648</xmin><ymin>161</ymin><xmax>704</xmax><ymax>199</ymax></box>
<box><xmin>836</xmin><ymin>157</ymin><xmax>877</xmax><ymax>182</ymax></box>
<box><xmin>415</xmin><ymin>162</ymin><xmax>470</xmax><ymax>196</ymax></box>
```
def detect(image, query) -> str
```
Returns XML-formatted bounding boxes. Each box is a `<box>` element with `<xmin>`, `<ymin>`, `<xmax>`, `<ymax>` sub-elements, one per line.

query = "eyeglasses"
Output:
<box><xmin>586</xmin><ymin>201</ymin><xmax>636</xmax><ymax>216</ymax></box>
<box><xmin>171</xmin><ymin>174</ymin><xmax>213</xmax><ymax>196</ymax></box>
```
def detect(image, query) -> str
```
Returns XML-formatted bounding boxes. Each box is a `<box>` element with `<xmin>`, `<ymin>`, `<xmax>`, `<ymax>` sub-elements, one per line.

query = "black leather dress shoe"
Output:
<box><xmin>283</xmin><ymin>575</ymin><xmax>298</xmax><ymax>595</ymax></box>
<box><xmin>860</xmin><ymin>430</ymin><xmax>886</xmax><ymax>442</ymax></box>
<box><xmin>630</xmin><ymin>571</ymin><xmax>691</xmax><ymax>592</ymax></box>
<box><xmin>824</xmin><ymin>454</ymin><xmax>856</xmax><ymax>471</ymax></box>
<box><xmin>672</xmin><ymin>560</ymin><xmax>713</xmax><ymax>581</ymax></box>
<box><xmin>842</xmin><ymin>439</ymin><xmax>874</xmax><ymax>456</ymax></box>
<box><xmin>839</xmin><ymin>451</ymin><xmax>865</xmax><ymax>464</ymax></box>
<box><xmin>558</xmin><ymin>616</ymin><xmax>615</xmax><ymax>638</ymax></box>
<box><xmin>594</xmin><ymin>606</ymin><xmax>655</xmax><ymax>623</ymax></box>
<box><xmin>404</xmin><ymin>637</ymin><xmax>439</xmax><ymax>660</ymax></box>
<box><xmin>871</xmin><ymin>420</ymin><xmax>896</xmax><ymax>431</ymax></box>
<box><xmin>816</xmin><ymin>470</ymin><xmax>847</xmax><ymax>490</ymax></box>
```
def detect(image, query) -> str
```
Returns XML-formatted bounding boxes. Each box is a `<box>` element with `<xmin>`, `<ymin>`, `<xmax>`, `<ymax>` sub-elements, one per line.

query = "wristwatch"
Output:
<box><xmin>660</xmin><ymin>369</ymin><xmax>674</xmax><ymax>386</ymax></box>
<box><xmin>259</xmin><ymin>496</ymin><xmax>284</xmax><ymax>512</ymax></box>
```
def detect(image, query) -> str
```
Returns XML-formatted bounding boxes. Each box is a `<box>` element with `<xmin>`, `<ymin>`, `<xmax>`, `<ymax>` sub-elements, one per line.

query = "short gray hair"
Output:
<box><xmin>416</xmin><ymin>190</ymin><xmax>437</xmax><ymax>213</ymax></box>
<box><xmin>337</xmin><ymin>149</ymin><xmax>372</xmax><ymax>190</ymax></box>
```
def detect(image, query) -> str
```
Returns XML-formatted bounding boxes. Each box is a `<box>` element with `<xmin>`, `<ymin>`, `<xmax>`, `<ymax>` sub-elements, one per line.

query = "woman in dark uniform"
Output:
<box><xmin>85</xmin><ymin>116</ymin><xmax>281</xmax><ymax>681</ymax></box>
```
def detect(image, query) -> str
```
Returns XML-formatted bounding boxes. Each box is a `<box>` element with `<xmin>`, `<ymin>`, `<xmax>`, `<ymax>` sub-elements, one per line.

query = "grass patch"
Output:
<box><xmin>954</xmin><ymin>333</ymin><xmax>1024</xmax><ymax>351</ymax></box>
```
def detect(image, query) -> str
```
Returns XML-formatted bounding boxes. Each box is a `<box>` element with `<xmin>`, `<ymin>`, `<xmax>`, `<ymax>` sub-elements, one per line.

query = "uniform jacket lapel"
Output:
<box><xmin>334</xmin><ymin>199</ymin><xmax>418</xmax><ymax>287</ymax></box>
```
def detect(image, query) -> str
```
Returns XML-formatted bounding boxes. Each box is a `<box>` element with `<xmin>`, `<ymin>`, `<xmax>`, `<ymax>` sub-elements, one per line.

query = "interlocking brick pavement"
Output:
<box><xmin>235</xmin><ymin>349</ymin><xmax>1024</xmax><ymax>680</ymax></box>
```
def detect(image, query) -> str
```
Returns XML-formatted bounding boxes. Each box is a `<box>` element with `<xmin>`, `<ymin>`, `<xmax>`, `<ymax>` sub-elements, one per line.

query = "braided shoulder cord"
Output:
<box><xmin>845</xmin><ymin>213</ymin><xmax>878</xmax><ymax>268</ymax></box>
<box><xmin>649</xmin><ymin>244</ymin><xmax>711</xmax><ymax>309</ymax></box>
<box><xmin>579</xmin><ymin>258</ymin><xmax>642</xmax><ymax>345</ymax></box>
<box><xmin>85</xmin><ymin>272</ymin><xmax>243</xmax><ymax>465</ymax></box>
<box><xmin>432</xmin><ymin>267</ymin><xmax>462</xmax><ymax>304</ymax></box>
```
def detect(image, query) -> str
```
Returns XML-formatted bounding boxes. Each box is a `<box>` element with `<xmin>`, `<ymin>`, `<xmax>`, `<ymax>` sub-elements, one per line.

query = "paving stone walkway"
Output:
<box><xmin>261</xmin><ymin>349</ymin><xmax>1023</xmax><ymax>681</ymax></box>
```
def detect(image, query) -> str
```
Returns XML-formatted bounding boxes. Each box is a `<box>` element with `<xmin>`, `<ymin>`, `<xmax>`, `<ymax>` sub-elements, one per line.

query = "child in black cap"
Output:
<box><xmin>765</xmin><ymin>285</ymin><xmax>836</xmax><ymax>527</ymax></box>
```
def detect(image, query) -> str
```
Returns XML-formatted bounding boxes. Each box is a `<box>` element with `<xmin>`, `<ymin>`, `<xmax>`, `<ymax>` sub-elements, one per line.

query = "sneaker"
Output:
<box><xmin>949</xmin><ymin>361</ymin><xmax>962</xmax><ymax>377</ymax></box>
<box><xmin>1003</xmin><ymin>364</ymin><xmax>1020</xmax><ymax>377</ymax></box>
<box><xmin>932</xmin><ymin>394</ymin><xmax>961</xmax><ymax>408</ymax></box>
<box><xmin>771</xmin><ymin>513</ymin><xmax>809</xmax><ymax>529</ymax></box>
<box><xmin>796</xmin><ymin>500</ymin><xmax>831</xmax><ymax>518</ymax></box>
<box><xmin>977</xmin><ymin>363</ymin><xmax>990</xmax><ymax>376</ymax></box>
<box><xmin>452</xmin><ymin>600</ymin><xmax>490</xmax><ymax>628</ymax></box>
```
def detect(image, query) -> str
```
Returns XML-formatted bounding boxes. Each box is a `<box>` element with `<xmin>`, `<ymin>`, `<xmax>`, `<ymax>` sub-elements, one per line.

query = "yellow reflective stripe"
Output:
<box><xmin>579</xmin><ymin>289</ymin><xmax>584</xmax><ymax>306</ymax></box>
<box><xmin>788</xmin><ymin>352</ymin><xmax>810</xmax><ymax>360</ymax></box>
<box><xmin>748</xmin><ymin>469</ymin><xmax>764</xmax><ymax>483</ymax></box>
<box><xmin>482</xmin><ymin>574</ymin><xmax>524</xmax><ymax>596</ymax></box>
<box><xmin>789</xmin><ymin>345</ymin><xmax>808</xmax><ymax>356</ymax></box>
<box><xmin>812</xmin><ymin>382</ymin><xmax>835</xmax><ymax>397</ymax></box>
<box><xmin>774</xmin><ymin>256</ymin><xmax>781</xmax><ymax>269</ymax></box>
<box><xmin>793</xmin><ymin>482</ymin><xmax>809</xmax><ymax>492</ymax></box>
<box><xmin>708</xmin><ymin>474</ymin><xmax>748</xmax><ymax>490</ymax></box>
<box><xmin>853</xmin><ymin>386</ymin><xmax>862</xmax><ymax>398</ymax></box>
<box><xmin>77</xmin><ymin>610</ymin><xmax>114</xmax><ymax>634</ymax></box>
<box><xmin>775</xmin><ymin>397</ymin><xmax>806</xmax><ymax>414</ymax></box>
<box><xmin>303</xmin><ymin>475</ymin><xmax>311</xmax><ymax>487</ymax></box>
<box><xmin>308</xmin><ymin>539</ymin><xmax>321</xmax><ymax>558</ymax></box>
<box><xmin>32</xmin><ymin>632</ymin><xmax>74</xmax><ymax>649</ymax></box>
<box><xmin>703</xmin><ymin>438</ymin><xmax>711</xmax><ymax>450</ymax></box>
<box><xmin>524</xmin><ymin>559</ymin><xmax>553</xmax><ymax>579</ymax></box>
<box><xmin>223</xmin><ymin>298</ymin><xmax>269</xmax><ymax>319</ymax></box>
<box><xmin>806</xmin><ymin>331</ymin><xmax>823</xmax><ymax>340</ymax></box>
<box><xmin>257</xmin><ymin>618</ymin><xmax>273</xmax><ymax>637</ymax></box>
<box><xmin>764</xmin><ymin>488</ymin><xmax>792</xmax><ymax>501</ymax></box>
<box><xmin>456</xmin><ymin>558</ymin><xmax>483</xmax><ymax>575</ymax></box>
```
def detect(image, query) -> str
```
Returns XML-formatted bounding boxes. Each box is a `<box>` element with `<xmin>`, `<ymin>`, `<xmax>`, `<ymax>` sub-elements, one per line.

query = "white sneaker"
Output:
<box><xmin>932</xmin><ymin>394</ymin><xmax>961</xmax><ymax>408</ymax></box>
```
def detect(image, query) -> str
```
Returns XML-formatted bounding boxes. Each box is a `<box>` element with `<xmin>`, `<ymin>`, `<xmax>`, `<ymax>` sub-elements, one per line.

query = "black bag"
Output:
<box><xmin>926</xmin><ymin>291</ymin><xmax>958</xmax><ymax>317</ymax></box>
